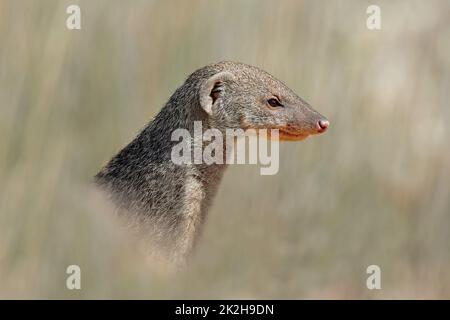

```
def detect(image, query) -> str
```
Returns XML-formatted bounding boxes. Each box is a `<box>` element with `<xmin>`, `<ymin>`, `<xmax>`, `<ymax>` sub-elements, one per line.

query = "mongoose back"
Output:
<box><xmin>95</xmin><ymin>61</ymin><xmax>329</xmax><ymax>266</ymax></box>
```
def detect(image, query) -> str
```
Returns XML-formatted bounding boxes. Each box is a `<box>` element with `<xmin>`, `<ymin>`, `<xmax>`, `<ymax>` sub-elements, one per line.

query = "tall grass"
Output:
<box><xmin>0</xmin><ymin>0</ymin><xmax>449</xmax><ymax>298</ymax></box>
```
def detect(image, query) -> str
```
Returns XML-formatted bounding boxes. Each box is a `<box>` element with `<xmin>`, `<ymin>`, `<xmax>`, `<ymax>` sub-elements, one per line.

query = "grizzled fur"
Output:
<box><xmin>95</xmin><ymin>61</ymin><xmax>328</xmax><ymax>266</ymax></box>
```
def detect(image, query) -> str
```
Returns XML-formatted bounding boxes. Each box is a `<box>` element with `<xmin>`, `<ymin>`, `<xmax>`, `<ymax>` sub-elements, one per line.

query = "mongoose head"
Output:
<box><xmin>197</xmin><ymin>61</ymin><xmax>329</xmax><ymax>141</ymax></box>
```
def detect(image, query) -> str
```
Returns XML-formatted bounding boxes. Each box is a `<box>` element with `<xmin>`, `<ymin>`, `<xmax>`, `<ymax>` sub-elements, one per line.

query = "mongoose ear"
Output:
<box><xmin>199</xmin><ymin>71</ymin><xmax>235</xmax><ymax>115</ymax></box>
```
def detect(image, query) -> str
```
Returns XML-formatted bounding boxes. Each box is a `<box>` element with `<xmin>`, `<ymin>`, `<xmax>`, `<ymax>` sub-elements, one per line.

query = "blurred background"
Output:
<box><xmin>1</xmin><ymin>0</ymin><xmax>449</xmax><ymax>299</ymax></box>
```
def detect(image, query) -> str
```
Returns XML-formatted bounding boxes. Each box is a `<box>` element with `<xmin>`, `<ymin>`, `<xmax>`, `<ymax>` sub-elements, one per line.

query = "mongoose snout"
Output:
<box><xmin>318</xmin><ymin>119</ymin><xmax>330</xmax><ymax>132</ymax></box>
<box><xmin>269</xmin><ymin>101</ymin><xmax>330</xmax><ymax>141</ymax></box>
<box><xmin>95</xmin><ymin>61</ymin><xmax>328</xmax><ymax>265</ymax></box>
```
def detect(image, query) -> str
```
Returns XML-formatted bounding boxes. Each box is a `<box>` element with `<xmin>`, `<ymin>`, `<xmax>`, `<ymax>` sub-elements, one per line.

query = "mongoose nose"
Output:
<box><xmin>317</xmin><ymin>119</ymin><xmax>330</xmax><ymax>132</ymax></box>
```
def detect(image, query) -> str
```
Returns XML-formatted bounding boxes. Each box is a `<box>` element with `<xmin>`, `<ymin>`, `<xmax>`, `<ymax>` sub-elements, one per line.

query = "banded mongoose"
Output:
<box><xmin>95</xmin><ymin>61</ymin><xmax>329</xmax><ymax>265</ymax></box>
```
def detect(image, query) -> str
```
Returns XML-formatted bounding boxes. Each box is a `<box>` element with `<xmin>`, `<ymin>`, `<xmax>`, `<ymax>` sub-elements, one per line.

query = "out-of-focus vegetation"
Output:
<box><xmin>1</xmin><ymin>0</ymin><xmax>449</xmax><ymax>299</ymax></box>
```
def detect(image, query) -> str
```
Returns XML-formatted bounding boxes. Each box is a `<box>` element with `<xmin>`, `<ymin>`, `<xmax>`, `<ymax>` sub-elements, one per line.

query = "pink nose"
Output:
<box><xmin>317</xmin><ymin>119</ymin><xmax>329</xmax><ymax>132</ymax></box>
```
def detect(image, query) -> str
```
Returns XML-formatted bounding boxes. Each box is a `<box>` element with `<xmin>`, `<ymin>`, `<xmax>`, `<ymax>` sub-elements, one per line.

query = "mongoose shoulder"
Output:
<box><xmin>95</xmin><ymin>61</ymin><xmax>329</xmax><ymax>265</ymax></box>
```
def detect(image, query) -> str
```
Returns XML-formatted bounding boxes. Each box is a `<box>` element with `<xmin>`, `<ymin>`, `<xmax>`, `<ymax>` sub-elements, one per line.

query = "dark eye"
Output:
<box><xmin>267</xmin><ymin>97</ymin><xmax>283</xmax><ymax>108</ymax></box>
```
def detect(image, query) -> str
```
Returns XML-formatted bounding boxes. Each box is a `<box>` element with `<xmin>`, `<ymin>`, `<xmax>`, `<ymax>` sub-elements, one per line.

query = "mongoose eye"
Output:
<box><xmin>267</xmin><ymin>97</ymin><xmax>283</xmax><ymax>108</ymax></box>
